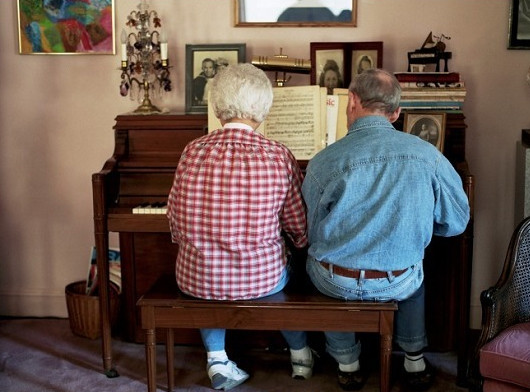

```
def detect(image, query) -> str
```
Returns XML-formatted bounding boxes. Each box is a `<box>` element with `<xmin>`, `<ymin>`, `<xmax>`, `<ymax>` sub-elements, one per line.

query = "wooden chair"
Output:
<box><xmin>137</xmin><ymin>274</ymin><xmax>398</xmax><ymax>392</ymax></box>
<box><xmin>469</xmin><ymin>217</ymin><xmax>530</xmax><ymax>391</ymax></box>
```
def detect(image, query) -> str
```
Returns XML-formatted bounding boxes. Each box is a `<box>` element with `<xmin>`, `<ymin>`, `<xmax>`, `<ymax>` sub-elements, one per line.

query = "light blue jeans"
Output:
<box><xmin>200</xmin><ymin>265</ymin><xmax>307</xmax><ymax>352</ymax></box>
<box><xmin>306</xmin><ymin>258</ymin><xmax>428</xmax><ymax>365</ymax></box>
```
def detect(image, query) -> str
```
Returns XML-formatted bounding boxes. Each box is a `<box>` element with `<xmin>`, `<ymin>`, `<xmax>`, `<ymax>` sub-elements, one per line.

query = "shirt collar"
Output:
<box><xmin>348</xmin><ymin>115</ymin><xmax>391</xmax><ymax>134</ymax></box>
<box><xmin>223</xmin><ymin>122</ymin><xmax>254</xmax><ymax>131</ymax></box>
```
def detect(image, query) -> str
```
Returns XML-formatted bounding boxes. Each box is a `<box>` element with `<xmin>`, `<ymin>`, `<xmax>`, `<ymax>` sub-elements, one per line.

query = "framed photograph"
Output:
<box><xmin>17</xmin><ymin>0</ymin><xmax>115</xmax><ymax>55</ymax></box>
<box><xmin>186</xmin><ymin>43</ymin><xmax>246</xmax><ymax>113</ymax></box>
<box><xmin>235</xmin><ymin>0</ymin><xmax>357</xmax><ymax>27</ymax></box>
<box><xmin>350</xmin><ymin>42</ymin><xmax>383</xmax><ymax>78</ymax></box>
<box><xmin>404</xmin><ymin>112</ymin><xmax>446</xmax><ymax>152</ymax></box>
<box><xmin>310</xmin><ymin>42</ymin><xmax>383</xmax><ymax>93</ymax></box>
<box><xmin>509</xmin><ymin>0</ymin><xmax>530</xmax><ymax>49</ymax></box>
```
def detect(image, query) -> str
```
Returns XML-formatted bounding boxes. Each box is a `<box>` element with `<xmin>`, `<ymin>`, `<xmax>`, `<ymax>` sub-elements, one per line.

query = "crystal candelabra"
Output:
<box><xmin>119</xmin><ymin>0</ymin><xmax>171</xmax><ymax>114</ymax></box>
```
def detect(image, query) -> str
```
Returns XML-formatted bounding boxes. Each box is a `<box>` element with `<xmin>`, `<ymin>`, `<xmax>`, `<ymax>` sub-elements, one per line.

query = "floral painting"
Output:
<box><xmin>18</xmin><ymin>0</ymin><xmax>115</xmax><ymax>54</ymax></box>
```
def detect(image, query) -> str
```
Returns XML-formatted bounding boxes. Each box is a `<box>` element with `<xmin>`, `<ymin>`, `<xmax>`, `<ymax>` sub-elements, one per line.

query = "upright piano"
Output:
<box><xmin>92</xmin><ymin>112</ymin><xmax>474</xmax><ymax>382</ymax></box>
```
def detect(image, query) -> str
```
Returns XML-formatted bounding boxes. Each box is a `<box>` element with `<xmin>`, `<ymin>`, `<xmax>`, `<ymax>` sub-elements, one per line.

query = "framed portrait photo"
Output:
<box><xmin>310</xmin><ymin>41</ymin><xmax>383</xmax><ymax>93</ymax></box>
<box><xmin>310</xmin><ymin>43</ymin><xmax>347</xmax><ymax>94</ymax></box>
<box><xmin>185</xmin><ymin>43</ymin><xmax>246</xmax><ymax>113</ymax></box>
<box><xmin>509</xmin><ymin>0</ymin><xmax>530</xmax><ymax>49</ymax></box>
<box><xmin>404</xmin><ymin>112</ymin><xmax>446</xmax><ymax>152</ymax></box>
<box><xmin>17</xmin><ymin>0</ymin><xmax>115</xmax><ymax>55</ymax></box>
<box><xmin>351</xmin><ymin>42</ymin><xmax>383</xmax><ymax>78</ymax></box>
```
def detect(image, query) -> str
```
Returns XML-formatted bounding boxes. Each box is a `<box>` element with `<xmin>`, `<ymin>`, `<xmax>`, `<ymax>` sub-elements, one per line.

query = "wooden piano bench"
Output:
<box><xmin>137</xmin><ymin>275</ymin><xmax>398</xmax><ymax>392</ymax></box>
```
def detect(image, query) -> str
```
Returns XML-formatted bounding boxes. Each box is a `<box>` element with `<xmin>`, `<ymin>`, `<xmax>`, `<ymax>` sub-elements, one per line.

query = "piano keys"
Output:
<box><xmin>132</xmin><ymin>202</ymin><xmax>167</xmax><ymax>214</ymax></box>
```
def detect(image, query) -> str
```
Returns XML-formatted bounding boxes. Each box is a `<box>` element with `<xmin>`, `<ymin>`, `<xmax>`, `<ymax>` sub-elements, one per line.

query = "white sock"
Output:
<box><xmin>338</xmin><ymin>360</ymin><xmax>360</xmax><ymax>372</ymax></box>
<box><xmin>207</xmin><ymin>350</ymin><xmax>228</xmax><ymax>363</ymax></box>
<box><xmin>404</xmin><ymin>353</ymin><xmax>426</xmax><ymax>372</ymax></box>
<box><xmin>290</xmin><ymin>346</ymin><xmax>312</xmax><ymax>361</ymax></box>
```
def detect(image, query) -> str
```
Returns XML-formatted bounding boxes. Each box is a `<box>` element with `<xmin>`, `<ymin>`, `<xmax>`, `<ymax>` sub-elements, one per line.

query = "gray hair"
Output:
<box><xmin>210</xmin><ymin>63</ymin><xmax>273</xmax><ymax>123</ymax></box>
<box><xmin>348</xmin><ymin>68</ymin><xmax>401</xmax><ymax>115</ymax></box>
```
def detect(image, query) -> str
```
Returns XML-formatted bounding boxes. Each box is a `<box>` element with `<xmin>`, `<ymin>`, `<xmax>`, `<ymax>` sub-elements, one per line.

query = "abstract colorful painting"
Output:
<box><xmin>18</xmin><ymin>0</ymin><xmax>115</xmax><ymax>54</ymax></box>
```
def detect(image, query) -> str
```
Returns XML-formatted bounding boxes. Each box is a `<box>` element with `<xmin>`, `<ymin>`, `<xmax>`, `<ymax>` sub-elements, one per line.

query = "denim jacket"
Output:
<box><xmin>302</xmin><ymin>115</ymin><xmax>470</xmax><ymax>271</ymax></box>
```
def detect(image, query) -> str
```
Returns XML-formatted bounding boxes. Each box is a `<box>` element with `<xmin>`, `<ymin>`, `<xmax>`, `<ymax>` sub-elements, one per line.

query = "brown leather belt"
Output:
<box><xmin>320</xmin><ymin>262</ymin><xmax>408</xmax><ymax>279</ymax></box>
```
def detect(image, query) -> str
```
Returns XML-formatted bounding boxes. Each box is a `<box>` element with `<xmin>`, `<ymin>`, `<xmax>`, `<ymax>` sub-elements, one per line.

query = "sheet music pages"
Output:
<box><xmin>326</xmin><ymin>95</ymin><xmax>339</xmax><ymax>146</ymax></box>
<box><xmin>333</xmin><ymin>88</ymin><xmax>349</xmax><ymax>141</ymax></box>
<box><xmin>264</xmin><ymin>85</ymin><xmax>326</xmax><ymax>160</ymax></box>
<box><xmin>207</xmin><ymin>85</ymin><xmax>327</xmax><ymax>160</ymax></box>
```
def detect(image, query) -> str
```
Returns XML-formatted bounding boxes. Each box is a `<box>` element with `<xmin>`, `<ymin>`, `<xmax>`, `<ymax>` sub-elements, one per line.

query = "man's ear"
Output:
<box><xmin>348</xmin><ymin>91</ymin><xmax>357</xmax><ymax>111</ymax></box>
<box><xmin>388</xmin><ymin>106</ymin><xmax>401</xmax><ymax>123</ymax></box>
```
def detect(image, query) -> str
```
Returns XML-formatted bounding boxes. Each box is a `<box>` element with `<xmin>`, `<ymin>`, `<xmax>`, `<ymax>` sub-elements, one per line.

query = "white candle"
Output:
<box><xmin>120</xmin><ymin>29</ymin><xmax>127</xmax><ymax>62</ymax></box>
<box><xmin>160</xmin><ymin>31</ymin><xmax>168</xmax><ymax>60</ymax></box>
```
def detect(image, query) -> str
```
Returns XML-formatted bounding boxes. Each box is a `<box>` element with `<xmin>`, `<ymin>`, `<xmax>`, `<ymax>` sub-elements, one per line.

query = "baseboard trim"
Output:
<box><xmin>0</xmin><ymin>289</ymin><xmax>68</xmax><ymax>317</ymax></box>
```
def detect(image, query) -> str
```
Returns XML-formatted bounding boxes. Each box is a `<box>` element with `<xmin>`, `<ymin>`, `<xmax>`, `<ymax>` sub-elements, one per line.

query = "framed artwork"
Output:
<box><xmin>509</xmin><ymin>0</ymin><xmax>530</xmax><ymax>49</ymax></box>
<box><xmin>185</xmin><ymin>43</ymin><xmax>246</xmax><ymax>113</ymax></box>
<box><xmin>310</xmin><ymin>42</ymin><xmax>383</xmax><ymax>93</ymax></box>
<box><xmin>235</xmin><ymin>0</ymin><xmax>357</xmax><ymax>27</ymax></box>
<box><xmin>17</xmin><ymin>0</ymin><xmax>115</xmax><ymax>55</ymax></box>
<box><xmin>404</xmin><ymin>112</ymin><xmax>446</xmax><ymax>152</ymax></box>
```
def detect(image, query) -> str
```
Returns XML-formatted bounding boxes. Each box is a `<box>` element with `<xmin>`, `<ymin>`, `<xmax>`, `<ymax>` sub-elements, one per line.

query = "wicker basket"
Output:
<box><xmin>65</xmin><ymin>281</ymin><xmax>120</xmax><ymax>340</ymax></box>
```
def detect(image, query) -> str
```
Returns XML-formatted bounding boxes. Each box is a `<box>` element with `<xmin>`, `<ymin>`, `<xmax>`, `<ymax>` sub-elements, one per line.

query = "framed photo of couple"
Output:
<box><xmin>185</xmin><ymin>43</ymin><xmax>246</xmax><ymax>113</ymax></box>
<box><xmin>310</xmin><ymin>41</ymin><xmax>383</xmax><ymax>94</ymax></box>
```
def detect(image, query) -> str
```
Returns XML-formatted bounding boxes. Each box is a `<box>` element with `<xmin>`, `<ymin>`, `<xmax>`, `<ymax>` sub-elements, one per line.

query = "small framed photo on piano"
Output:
<box><xmin>404</xmin><ymin>112</ymin><xmax>446</xmax><ymax>152</ymax></box>
<box><xmin>185</xmin><ymin>43</ymin><xmax>246</xmax><ymax>113</ymax></box>
<box><xmin>310</xmin><ymin>41</ymin><xmax>382</xmax><ymax>93</ymax></box>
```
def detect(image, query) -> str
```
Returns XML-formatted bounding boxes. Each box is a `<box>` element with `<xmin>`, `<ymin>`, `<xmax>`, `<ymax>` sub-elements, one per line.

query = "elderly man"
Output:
<box><xmin>302</xmin><ymin>68</ymin><xmax>470</xmax><ymax>391</ymax></box>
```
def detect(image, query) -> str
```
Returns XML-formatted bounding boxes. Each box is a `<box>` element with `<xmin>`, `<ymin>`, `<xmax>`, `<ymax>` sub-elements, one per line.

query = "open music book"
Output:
<box><xmin>208</xmin><ymin>85</ymin><xmax>349</xmax><ymax>160</ymax></box>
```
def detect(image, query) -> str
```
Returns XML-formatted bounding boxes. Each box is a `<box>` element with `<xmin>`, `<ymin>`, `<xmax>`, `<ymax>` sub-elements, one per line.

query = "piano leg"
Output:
<box><xmin>93</xmin><ymin>174</ymin><xmax>119</xmax><ymax>378</ymax></box>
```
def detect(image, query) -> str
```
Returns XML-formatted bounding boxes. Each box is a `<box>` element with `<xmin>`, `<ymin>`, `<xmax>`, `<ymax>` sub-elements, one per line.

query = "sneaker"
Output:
<box><xmin>403</xmin><ymin>358</ymin><xmax>435</xmax><ymax>391</ymax></box>
<box><xmin>207</xmin><ymin>360</ymin><xmax>249</xmax><ymax>390</ymax></box>
<box><xmin>291</xmin><ymin>348</ymin><xmax>317</xmax><ymax>380</ymax></box>
<box><xmin>337</xmin><ymin>368</ymin><xmax>365</xmax><ymax>391</ymax></box>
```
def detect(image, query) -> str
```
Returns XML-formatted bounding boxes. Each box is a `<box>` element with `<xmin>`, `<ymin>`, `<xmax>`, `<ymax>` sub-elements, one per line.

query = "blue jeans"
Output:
<box><xmin>201</xmin><ymin>265</ymin><xmax>307</xmax><ymax>352</ymax></box>
<box><xmin>306</xmin><ymin>258</ymin><xmax>428</xmax><ymax>364</ymax></box>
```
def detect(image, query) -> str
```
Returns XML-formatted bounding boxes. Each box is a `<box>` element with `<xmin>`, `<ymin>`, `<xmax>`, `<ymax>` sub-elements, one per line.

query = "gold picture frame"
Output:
<box><xmin>235</xmin><ymin>0</ymin><xmax>357</xmax><ymax>27</ymax></box>
<box><xmin>17</xmin><ymin>0</ymin><xmax>115</xmax><ymax>55</ymax></box>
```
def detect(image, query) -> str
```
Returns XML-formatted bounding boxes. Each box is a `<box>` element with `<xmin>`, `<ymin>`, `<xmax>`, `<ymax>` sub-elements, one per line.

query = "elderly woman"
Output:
<box><xmin>167</xmin><ymin>63</ymin><xmax>312</xmax><ymax>390</ymax></box>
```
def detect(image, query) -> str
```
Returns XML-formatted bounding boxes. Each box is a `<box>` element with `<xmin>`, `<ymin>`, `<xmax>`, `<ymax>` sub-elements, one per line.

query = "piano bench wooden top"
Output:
<box><xmin>137</xmin><ymin>275</ymin><xmax>397</xmax><ymax>333</ymax></box>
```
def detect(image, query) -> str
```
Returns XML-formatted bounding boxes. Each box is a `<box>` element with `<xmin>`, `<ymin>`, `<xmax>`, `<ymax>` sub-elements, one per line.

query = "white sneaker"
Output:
<box><xmin>207</xmin><ymin>360</ymin><xmax>249</xmax><ymax>390</ymax></box>
<box><xmin>291</xmin><ymin>349</ymin><xmax>316</xmax><ymax>380</ymax></box>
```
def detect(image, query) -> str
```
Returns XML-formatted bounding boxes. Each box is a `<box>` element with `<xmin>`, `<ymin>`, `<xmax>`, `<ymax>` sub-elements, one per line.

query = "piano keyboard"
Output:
<box><xmin>132</xmin><ymin>202</ymin><xmax>167</xmax><ymax>214</ymax></box>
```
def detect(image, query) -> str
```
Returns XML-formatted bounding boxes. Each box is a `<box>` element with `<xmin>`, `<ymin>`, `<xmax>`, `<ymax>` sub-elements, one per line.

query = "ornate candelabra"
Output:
<box><xmin>119</xmin><ymin>0</ymin><xmax>171</xmax><ymax>114</ymax></box>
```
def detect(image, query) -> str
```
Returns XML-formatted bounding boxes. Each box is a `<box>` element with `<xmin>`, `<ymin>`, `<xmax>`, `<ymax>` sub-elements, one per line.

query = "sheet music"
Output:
<box><xmin>208</xmin><ymin>85</ymin><xmax>327</xmax><ymax>160</ymax></box>
<box><xmin>333</xmin><ymin>88</ymin><xmax>349</xmax><ymax>141</ymax></box>
<box><xmin>265</xmin><ymin>86</ymin><xmax>325</xmax><ymax>160</ymax></box>
<box><xmin>326</xmin><ymin>95</ymin><xmax>339</xmax><ymax>146</ymax></box>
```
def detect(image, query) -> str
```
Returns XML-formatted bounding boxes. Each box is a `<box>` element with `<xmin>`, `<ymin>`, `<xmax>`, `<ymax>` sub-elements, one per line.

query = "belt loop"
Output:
<box><xmin>387</xmin><ymin>271</ymin><xmax>396</xmax><ymax>283</ymax></box>
<box><xmin>359</xmin><ymin>269</ymin><xmax>365</xmax><ymax>282</ymax></box>
<box><xmin>327</xmin><ymin>262</ymin><xmax>334</xmax><ymax>278</ymax></box>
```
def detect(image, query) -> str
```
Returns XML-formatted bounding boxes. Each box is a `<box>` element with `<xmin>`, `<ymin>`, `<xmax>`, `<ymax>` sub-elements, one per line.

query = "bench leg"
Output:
<box><xmin>166</xmin><ymin>329</ymin><xmax>174</xmax><ymax>391</ymax></box>
<box><xmin>145</xmin><ymin>328</ymin><xmax>157</xmax><ymax>392</ymax></box>
<box><xmin>380</xmin><ymin>333</ymin><xmax>392</xmax><ymax>392</ymax></box>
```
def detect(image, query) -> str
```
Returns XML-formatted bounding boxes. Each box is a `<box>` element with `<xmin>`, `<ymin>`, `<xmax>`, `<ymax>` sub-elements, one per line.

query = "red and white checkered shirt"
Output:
<box><xmin>167</xmin><ymin>124</ymin><xmax>308</xmax><ymax>300</ymax></box>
